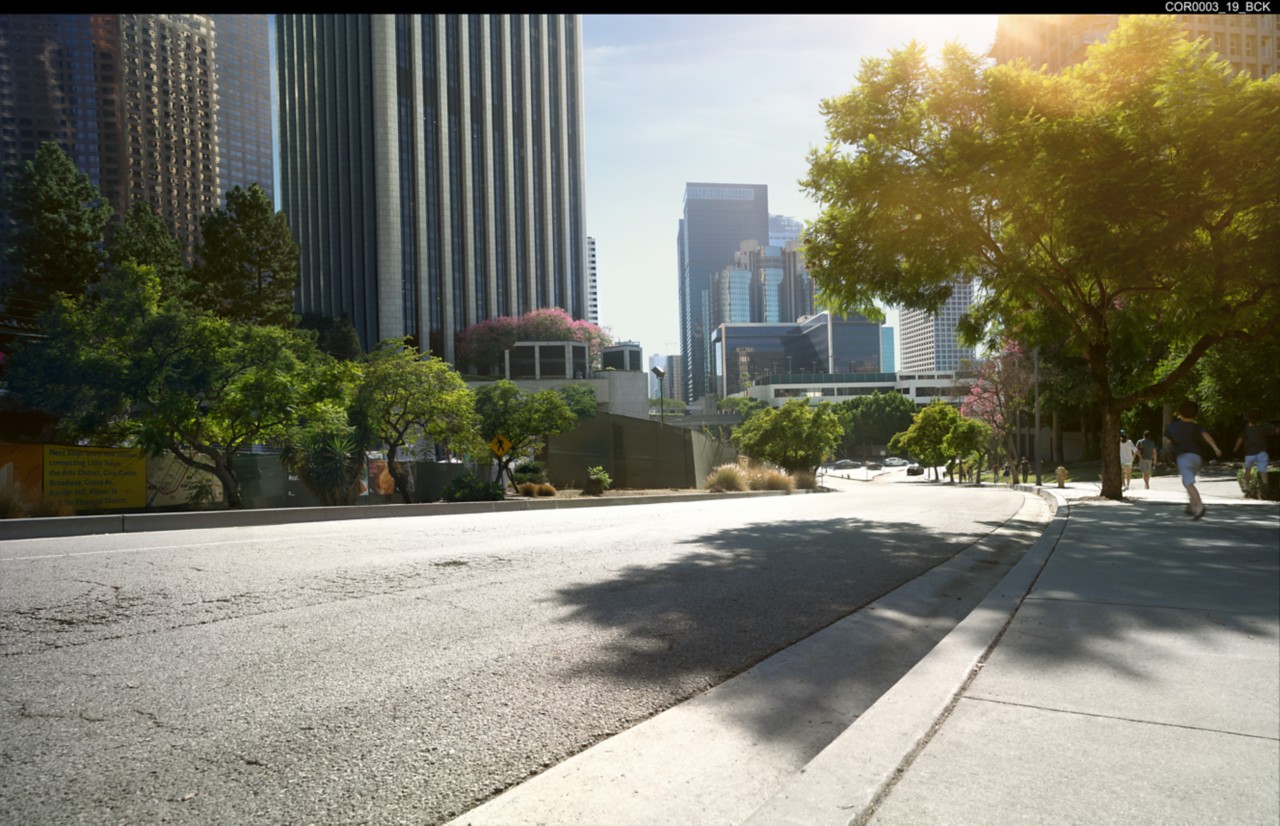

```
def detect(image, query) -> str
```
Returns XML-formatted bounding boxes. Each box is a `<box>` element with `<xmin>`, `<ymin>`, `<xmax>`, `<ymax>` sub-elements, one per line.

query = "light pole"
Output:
<box><xmin>1034</xmin><ymin>347</ymin><xmax>1042</xmax><ymax>486</ymax></box>
<box><xmin>651</xmin><ymin>365</ymin><xmax>666</xmax><ymax>488</ymax></box>
<box><xmin>651</xmin><ymin>365</ymin><xmax>666</xmax><ymax>426</ymax></box>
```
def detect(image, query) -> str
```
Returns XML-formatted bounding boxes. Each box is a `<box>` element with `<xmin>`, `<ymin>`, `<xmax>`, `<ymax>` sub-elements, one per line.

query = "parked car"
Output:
<box><xmin>882</xmin><ymin>457</ymin><xmax>910</xmax><ymax>467</ymax></box>
<box><xmin>832</xmin><ymin>459</ymin><xmax>862</xmax><ymax>470</ymax></box>
<box><xmin>906</xmin><ymin>464</ymin><xmax>924</xmax><ymax>476</ymax></box>
<box><xmin>864</xmin><ymin>461</ymin><xmax>882</xmax><ymax>470</ymax></box>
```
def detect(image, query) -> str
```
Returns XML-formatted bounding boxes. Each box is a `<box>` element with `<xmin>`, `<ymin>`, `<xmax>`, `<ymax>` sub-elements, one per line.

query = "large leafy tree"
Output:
<box><xmin>109</xmin><ymin>201</ymin><xmax>188</xmax><ymax>299</ymax></box>
<box><xmin>733</xmin><ymin>399</ymin><xmax>843</xmax><ymax>474</ymax></box>
<box><xmin>473</xmin><ymin>379</ymin><xmax>577</xmax><ymax>488</ymax></box>
<box><xmin>803</xmin><ymin>16</ymin><xmax>1280</xmax><ymax>499</ymax></box>
<box><xmin>960</xmin><ymin>341</ymin><xmax>1036</xmax><ymax>467</ymax></box>
<box><xmin>190</xmin><ymin>183</ymin><xmax>300</xmax><ymax>326</ymax></box>
<box><xmin>6</xmin><ymin>262</ymin><xmax>335</xmax><ymax>508</ymax></box>
<box><xmin>889</xmin><ymin>402</ymin><xmax>963</xmax><ymax>480</ymax></box>
<box><xmin>359</xmin><ymin>339</ymin><xmax>484</xmax><ymax>503</ymax></box>
<box><xmin>836</xmin><ymin>390</ymin><xmax>918</xmax><ymax>456</ymax></box>
<box><xmin>0</xmin><ymin>141</ymin><xmax>112</xmax><ymax>313</ymax></box>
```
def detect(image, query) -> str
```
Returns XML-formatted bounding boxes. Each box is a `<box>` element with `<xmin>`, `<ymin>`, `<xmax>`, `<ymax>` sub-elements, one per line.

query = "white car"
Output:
<box><xmin>882</xmin><ymin>457</ymin><xmax>910</xmax><ymax>467</ymax></box>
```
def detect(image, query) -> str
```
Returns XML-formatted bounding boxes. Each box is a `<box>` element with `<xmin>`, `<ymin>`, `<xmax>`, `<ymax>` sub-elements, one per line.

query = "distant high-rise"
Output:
<box><xmin>587</xmin><ymin>236</ymin><xmax>599</xmax><ymax>324</ymax></box>
<box><xmin>993</xmin><ymin>14</ymin><xmax>1278</xmax><ymax>78</ymax></box>
<box><xmin>677</xmin><ymin>183</ymin><xmax>768</xmax><ymax>403</ymax></box>
<box><xmin>899</xmin><ymin>279</ymin><xmax>975</xmax><ymax>373</ymax></box>
<box><xmin>0</xmin><ymin>14</ymin><xmax>274</xmax><ymax>270</ymax></box>
<box><xmin>768</xmin><ymin>213</ymin><xmax>803</xmax><ymax>248</ymax></box>
<box><xmin>277</xmin><ymin>14</ymin><xmax>589</xmax><ymax>361</ymax></box>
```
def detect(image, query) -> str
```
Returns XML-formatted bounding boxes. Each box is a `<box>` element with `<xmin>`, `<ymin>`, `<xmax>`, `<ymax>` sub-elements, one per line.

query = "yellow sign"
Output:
<box><xmin>43</xmin><ymin>445</ymin><xmax>146</xmax><ymax>511</ymax></box>
<box><xmin>488</xmin><ymin>434</ymin><xmax>512</xmax><ymax>457</ymax></box>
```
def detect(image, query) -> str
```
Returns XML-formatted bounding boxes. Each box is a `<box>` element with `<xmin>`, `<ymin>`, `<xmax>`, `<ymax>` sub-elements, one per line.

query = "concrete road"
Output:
<box><xmin>2</xmin><ymin>483</ymin><xmax>1029</xmax><ymax>824</ymax></box>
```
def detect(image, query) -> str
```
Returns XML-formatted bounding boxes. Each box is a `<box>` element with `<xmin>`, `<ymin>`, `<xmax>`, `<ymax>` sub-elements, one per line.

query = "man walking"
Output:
<box><xmin>1136</xmin><ymin>430</ymin><xmax>1158</xmax><ymax>490</ymax></box>
<box><xmin>1119</xmin><ymin>430</ymin><xmax>1137</xmax><ymax>491</ymax></box>
<box><xmin>1164</xmin><ymin>401</ymin><xmax>1222</xmax><ymax>520</ymax></box>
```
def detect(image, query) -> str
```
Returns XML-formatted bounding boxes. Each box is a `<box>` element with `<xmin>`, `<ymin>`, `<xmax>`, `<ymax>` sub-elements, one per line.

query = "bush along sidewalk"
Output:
<box><xmin>1237</xmin><ymin>467</ymin><xmax>1280</xmax><ymax>501</ymax></box>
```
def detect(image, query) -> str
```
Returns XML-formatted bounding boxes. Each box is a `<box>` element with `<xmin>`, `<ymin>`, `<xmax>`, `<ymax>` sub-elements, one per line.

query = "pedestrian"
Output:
<box><xmin>1119</xmin><ymin>429</ymin><xmax>1137</xmax><ymax>491</ymax></box>
<box><xmin>1163</xmin><ymin>400</ymin><xmax>1222</xmax><ymax>520</ymax></box>
<box><xmin>1019</xmin><ymin>456</ymin><xmax>1030</xmax><ymax>484</ymax></box>
<box><xmin>1233</xmin><ymin>409</ymin><xmax>1276</xmax><ymax>499</ymax></box>
<box><xmin>1135</xmin><ymin>430</ymin><xmax>1159</xmax><ymax>489</ymax></box>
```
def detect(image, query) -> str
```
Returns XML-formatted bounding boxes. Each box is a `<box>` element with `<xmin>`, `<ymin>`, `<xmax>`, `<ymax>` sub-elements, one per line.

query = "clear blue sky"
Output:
<box><xmin>583</xmin><ymin>14</ymin><xmax>1000</xmax><ymax>365</ymax></box>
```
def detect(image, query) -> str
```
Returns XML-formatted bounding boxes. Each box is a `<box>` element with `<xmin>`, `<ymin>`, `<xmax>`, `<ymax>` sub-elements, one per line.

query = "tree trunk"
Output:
<box><xmin>387</xmin><ymin>444</ymin><xmax>415</xmax><ymax>504</ymax></box>
<box><xmin>1099</xmin><ymin>403</ymin><xmax>1124</xmax><ymax>500</ymax></box>
<box><xmin>1052</xmin><ymin>410</ymin><xmax>1063</xmax><ymax>464</ymax></box>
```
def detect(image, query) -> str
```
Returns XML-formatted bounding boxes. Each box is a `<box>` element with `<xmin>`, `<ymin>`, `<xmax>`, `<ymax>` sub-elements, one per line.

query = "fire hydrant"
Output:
<box><xmin>1055</xmin><ymin>466</ymin><xmax>1068</xmax><ymax>488</ymax></box>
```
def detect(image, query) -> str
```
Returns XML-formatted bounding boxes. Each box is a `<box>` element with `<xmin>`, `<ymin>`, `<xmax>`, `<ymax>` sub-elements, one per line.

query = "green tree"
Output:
<box><xmin>360</xmin><ymin>339</ymin><xmax>483</xmax><ymax>503</ymax></box>
<box><xmin>889</xmin><ymin>402</ymin><xmax>962</xmax><ymax>480</ymax></box>
<box><xmin>836</xmin><ymin>391</ymin><xmax>918</xmax><ymax>456</ymax></box>
<box><xmin>6</xmin><ymin>262</ymin><xmax>335</xmax><ymax>508</ymax></box>
<box><xmin>651</xmin><ymin>397</ymin><xmax>689</xmax><ymax>415</ymax></box>
<box><xmin>803</xmin><ymin>16</ymin><xmax>1280</xmax><ymax>499</ymax></box>
<box><xmin>190</xmin><ymin>183</ymin><xmax>300</xmax><ymax>326</ymax></box>
<box><xmin>473</xmin><ymin>379</ymin><xmax>578</xmax><ymax>488</ymax></box>
<box><xmin>0</xmin><ymin>141</ymin><xmax>112</xmax><ymax>313</ymax></box>
<box><xmin>942</xmin><ymin>415</ymin><xmax>994</xmax><ymax>484</ymax></box>
<box><xmin>717</xmin><ymin>396</ymin><xmax>767</xmax><ymax>420</ymax></box>
<box><xmin>109</xmin><ymin>201</ymin><xmax>188</xmax><ymax>299</ymax></box>
<box><xmin>300</xmin><ymin>312</ymin><xmax>364</xmax><ymax>361</ymax></box>
<box><xmin>556</xmin><ymin>384</ymin><xmax>599</xmax><ymax>419</ymax></box>
<box><xmin>733</xmin><ymin>399</ymin><xmax>843</xmax><ymax>474</ymax></box>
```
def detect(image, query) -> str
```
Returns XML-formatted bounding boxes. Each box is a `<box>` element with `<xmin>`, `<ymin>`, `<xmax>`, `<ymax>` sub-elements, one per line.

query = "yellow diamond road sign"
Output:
<box><xmin>489</xmin><ymin>434</ymin><xmax>512</xmax><ymax>457</ymax></box>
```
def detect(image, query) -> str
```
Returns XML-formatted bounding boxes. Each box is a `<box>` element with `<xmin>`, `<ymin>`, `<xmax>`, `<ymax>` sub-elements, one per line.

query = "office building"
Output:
<box><xmin>587</xmin><ymin>235</ymin><xmax>599</xmax><ymax>324</ymax></box>
<box><xmin>277</xmin><ymin>14</ymin><xmax>589</xmax><ymax>361</ymax></box>
<box><xmin>677</xmin><ymin>182</ymin><xmax>769</xmax><ymax>403</ymax></box>
<box><xmin>993</xmin><ymin>14</ymin><xmax>1277</xmax><ymax>78</ymax></box>
<box><xmin>898</xmin><ymin>278</ymin><xmax>975</xmax><ymax>373</ymax></box>
<box><xmin>0</xmin><ymin>14</ymin><xmax>274</xmax><ymax>271</ymax></box>
<box><xmin>768</xmin><ymin>213</ymin><xmax>803</xmax><ymax>248</ymax></box>
<box><xmin>710</xmin><ymin>310</ymin><xmax>882</xmax><ymax>400</ymax></box>
<box><xmin>881</xmin><ymin>326</ymin><xmax>896</xmax><ymax>373</ymax></box>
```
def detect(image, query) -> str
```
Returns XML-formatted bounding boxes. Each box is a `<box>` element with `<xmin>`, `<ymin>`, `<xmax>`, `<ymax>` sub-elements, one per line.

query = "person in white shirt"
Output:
<box><xmin>1119</xmin><ymin>429</ymin><xmax>1137</xmax><ymax>491</ymax></box>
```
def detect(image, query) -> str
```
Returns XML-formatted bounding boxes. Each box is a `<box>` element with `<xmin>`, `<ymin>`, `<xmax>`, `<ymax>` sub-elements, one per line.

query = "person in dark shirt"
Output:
<box><xmin>1136</xmin><ymin>430</ymin><xmax>1159</xmax><ymax>490</ymax></box>
<box><xmin>1164</xmin><ymin>400</ymin><xmax>1222</xmax><ymax>520</ymax></box>
<box><xmin>1233</xmin><ymin>409</ymin><xmax>1276</xmax><ymax>499</ymax></box>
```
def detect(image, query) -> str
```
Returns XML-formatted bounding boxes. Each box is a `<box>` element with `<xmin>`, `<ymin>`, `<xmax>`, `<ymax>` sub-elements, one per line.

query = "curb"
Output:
<box><xmin>0</xmin><ymin>490</ymin><xmax>790</xmax><ymax>541</ymax></box>
<box><xmin>742</xmin><ymin>489</ymin><xmax>1069</xmax><ymax>825</ymax></box>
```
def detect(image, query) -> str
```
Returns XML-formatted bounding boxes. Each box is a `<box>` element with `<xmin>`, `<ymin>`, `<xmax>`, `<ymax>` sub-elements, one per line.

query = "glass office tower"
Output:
<box><xmin>276</xmin><ymin>14</ymin><xmax>589</xmax><ymax>361</ymax></box>
<box><xmin>677</xmin><ymin>183</ymin><xmax>768</xmax><ymax>403</ymax></box>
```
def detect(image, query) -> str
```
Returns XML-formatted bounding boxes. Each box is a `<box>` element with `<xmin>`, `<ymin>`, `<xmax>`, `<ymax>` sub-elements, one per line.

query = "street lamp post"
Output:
<box><xmin>651</xmin><ymin>365</ymin><xmax>667</xmax><ymax>488</ymax></box>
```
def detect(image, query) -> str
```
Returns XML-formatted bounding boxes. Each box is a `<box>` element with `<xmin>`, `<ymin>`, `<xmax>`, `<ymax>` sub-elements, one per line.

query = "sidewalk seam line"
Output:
<box><xmin>960</xmin><ymin>695</ymin><xmax>1280</xmax><ymax>741</ymax></box>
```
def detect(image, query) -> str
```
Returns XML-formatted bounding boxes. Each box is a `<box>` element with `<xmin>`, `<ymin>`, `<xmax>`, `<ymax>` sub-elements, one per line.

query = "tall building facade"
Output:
<box><xmin>277</xmin><ymin>14</ymin><xmax>589</xmax><ymax>361</ymax></box>
<box><xmin>993</xmin><ymin>14</ymin><xmax>1278</xmax><ymax>78</ymax></box>
<box><xmin>898</xmin><ymin>279</ymin><xmax>975</xmax><ymax>373</ymax></box>
<box><xmin>0</xmin><ymin>14</ymin><xmax>274</xmax><ymax>270</ymax></box>
<box><xmin>677</xmin><ymin>182</ymin><xmax>768</xmax><ymax>403</ymax></box>
<box><xmin>586</xmin><ymin>235</ymin><xmax>598</xmax><ymax>324</ymax></box>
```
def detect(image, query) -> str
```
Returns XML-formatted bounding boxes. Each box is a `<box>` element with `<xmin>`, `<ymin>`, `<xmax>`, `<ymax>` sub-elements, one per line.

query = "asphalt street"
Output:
<box><xmin>2</xmin><ymin>481</ymin><xmax>1034</xmax><ymax>824</ymax></box>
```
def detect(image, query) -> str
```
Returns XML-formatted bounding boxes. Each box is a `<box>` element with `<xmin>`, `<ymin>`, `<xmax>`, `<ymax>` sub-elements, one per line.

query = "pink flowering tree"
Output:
<box><xmin>960</xmin><ymin>340</ymin><xmax>1035</xmax><ymax>469</ymax></box>
<box><xmin>458</xmin><ymin>308</ymin><xmax>611</xmax><ymax>376</ymax></box>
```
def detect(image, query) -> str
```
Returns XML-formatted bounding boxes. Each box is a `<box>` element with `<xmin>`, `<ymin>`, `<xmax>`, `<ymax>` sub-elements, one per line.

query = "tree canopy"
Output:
<box><xmin>835</xmin><ymin>391</ymin><xmax>919</xmax><ymax>455</ymax></box>
<box><xmin>889</xmin><ymin>402</ymin><xmax>963</xmax><ymax>479</ymax></box>
<box><xmin>0</xmin><ymin>141</ymin><xmax>112</xmax><ymax>315</ymax></box>
<box><xmin>359</xmin><ymin>339</ymin><xmax>483</xmax><ymax>502</ymax></box>
<box><xmin>803</xmin><ymin>16</ymin><xmax>1280</xmax><ymax>498</ymax></box>
<box><xmin>473</xmin><ymin>379</ymin><xmax>578</xmax><ymax>487</ymax></box>
<box><xmin>733</xmin><ymin>399</ymin><xmax>843</xmax><ymax>474</ymax></box>
<box><xmin>190</xmin><ymin>183</ymin><xmax>300</xmax><ymax>326</ymax></box>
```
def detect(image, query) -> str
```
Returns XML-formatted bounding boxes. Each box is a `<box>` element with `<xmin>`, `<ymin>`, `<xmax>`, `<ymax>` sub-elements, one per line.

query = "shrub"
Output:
<box><xmin>1238</xmin><ymin>468</ymin><xmax>1280</xmax><ymax>501</ymax></box>
<box><xmin>535</xmin><ymin>482</ymin><xmax>558</xmax><ymax>497</ymax></box>
<box><xmin>746</xmin><ymin>467</ymin><xmax>795</xmax><ymax>492</ymax></box>
<box><xmin>517</xmin><ymin>481</ymin><xmax>538</xmax><ymax>497</ymax></box>
<box><xmin>441</xmin><ymin>473</ymin><xmax>505</xmax><ymax>502</ymax></box>
<box><xmin>582</xmin><ymin>465</ymin><xmax>612</xmax><ymax>496</ymax></box>
<box><xmin>0</xmin><ymin>488</ymin><xmax>75</xmax><ymax>519</ymax></box>
<box><xmin>512</xmin><ymin>460</ymin><xmax>547</xmax><ymax>485</ymax></box>
<box><xmin>705</xmin><ymin>464</ymin><xmax>748</xmax><ymax>492</ymax></box>
<box><xmin>792</xmin><ymin>470</ymin><xmax>818</xmax><ymax>490</ymax></box>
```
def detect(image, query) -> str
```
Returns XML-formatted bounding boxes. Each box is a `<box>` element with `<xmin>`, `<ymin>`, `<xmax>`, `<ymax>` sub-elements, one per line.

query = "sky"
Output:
<box><xmin>582</xmin><ymin>14</ymin><xmax>1000</xmax><ymax>367</ymax></box>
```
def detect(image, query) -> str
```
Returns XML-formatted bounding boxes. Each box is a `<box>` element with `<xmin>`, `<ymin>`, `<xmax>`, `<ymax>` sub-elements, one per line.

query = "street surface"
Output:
<box><xmin>2</xmin><ymin>480</ymin><xmax>1029</xmax><ymax>824</ymax></box>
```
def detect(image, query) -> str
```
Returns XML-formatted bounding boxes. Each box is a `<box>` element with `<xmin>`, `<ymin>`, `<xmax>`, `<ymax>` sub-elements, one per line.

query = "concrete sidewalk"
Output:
<box><xmin>751</xmin><ymin>481</ymin><xmax>1280</xmax><ymax>825</ymax></box>
<box><xmin>453</xmin><ymin>478</ymin><xmax>1279</xmax><ymax>825</ymax></box>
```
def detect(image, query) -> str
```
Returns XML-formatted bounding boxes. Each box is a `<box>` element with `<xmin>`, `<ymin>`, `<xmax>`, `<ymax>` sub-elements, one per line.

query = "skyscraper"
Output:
<box><xmin>898</xmin><ymin>279</ymin><xmax>975</xmax><ymax>373</ymax></box>
<box><xmin>677</xmin><ymin>183</ymin><xmax>768</xmax><ymax>403</ymax></box>
<box><xmin>587</xmin><ymin>235</ymin><xmax>599</xmax><ymax>324</ymax></box>
<box><xmin>0</xmin><ymin>14</ymin><xmax>274</xmax><ymax>267</ymax></box>
<box><xmin>276</xmin><ymin>14</ymin><xmax>589</xmax><ymax>361</ymax></box>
